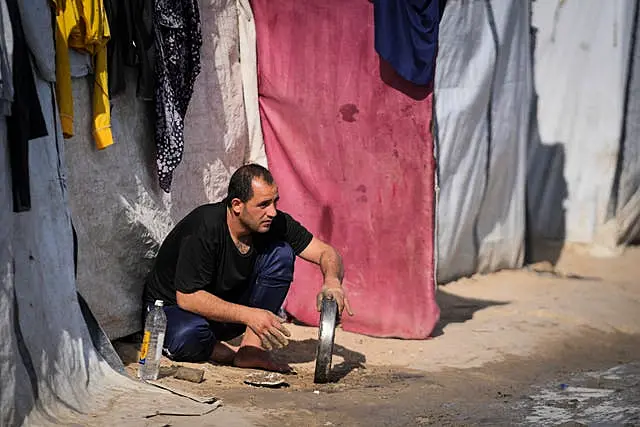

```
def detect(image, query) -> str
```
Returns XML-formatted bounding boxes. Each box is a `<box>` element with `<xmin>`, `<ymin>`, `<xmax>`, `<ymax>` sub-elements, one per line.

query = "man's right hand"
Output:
<box><xmin>243</xmin><ymin>308</ymin><xmax>291</xmax><ymax>350</ymax></box>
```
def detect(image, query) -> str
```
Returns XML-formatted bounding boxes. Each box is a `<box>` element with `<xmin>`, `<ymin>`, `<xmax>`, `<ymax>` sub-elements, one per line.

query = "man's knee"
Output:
<box><xmin>163</xmin><ymin>309</ymin><xmax>215</xmax><ymax>362</ymax></box>
<box><xmin>248</xmin><ymin>242</ymin><xmax>294</xmax><ymax>313</ymax></box>
<box><xmin>256</xmin><ymin>241</ymin><xmax>295</xmax><ymax>281</ymax></box>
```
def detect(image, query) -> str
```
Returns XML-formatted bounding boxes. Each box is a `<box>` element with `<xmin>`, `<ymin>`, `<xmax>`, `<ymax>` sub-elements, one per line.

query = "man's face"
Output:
<box><xmin>237</xmin><ymin>178</ymin><xmax>279</xmax><ymax>233</ymax></box>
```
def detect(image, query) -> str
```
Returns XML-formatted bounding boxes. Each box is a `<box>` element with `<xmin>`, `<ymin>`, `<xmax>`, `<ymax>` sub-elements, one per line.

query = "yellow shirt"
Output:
<box><xmin>53</xmin><ymin>0</ymin><xmax>113</xmax><ymax>150</ymax></box>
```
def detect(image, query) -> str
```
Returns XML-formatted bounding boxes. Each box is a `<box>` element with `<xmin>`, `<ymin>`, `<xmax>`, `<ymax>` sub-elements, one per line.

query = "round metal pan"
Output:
<box><xmin>314</xmin><ymin>298</ymin><xmax>338</xmax><ymax>384</ymax></box>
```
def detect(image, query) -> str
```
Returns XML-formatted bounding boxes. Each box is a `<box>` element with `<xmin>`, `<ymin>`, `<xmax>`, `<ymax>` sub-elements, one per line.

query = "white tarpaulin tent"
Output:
<box><xmin>528</xmin><ymin>0</ymin><xmax>638</xmax><ymax>250</ymax></box>
<box><xmin>436</xmin><ymin>0</ymin><xmax>640</xmax><ymax>283</ymax></box>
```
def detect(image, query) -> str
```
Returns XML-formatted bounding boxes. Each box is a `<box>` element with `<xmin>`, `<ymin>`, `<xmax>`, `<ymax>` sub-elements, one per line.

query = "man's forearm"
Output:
<box><xmin>176</xmin><ymin>290</ymin><xmax>251</xmax><ymax>324</ymax></box>
<box><xmin>319</xmin><ymin>247</ymin><xmax>344</xmax><ymax>287</ymax></box>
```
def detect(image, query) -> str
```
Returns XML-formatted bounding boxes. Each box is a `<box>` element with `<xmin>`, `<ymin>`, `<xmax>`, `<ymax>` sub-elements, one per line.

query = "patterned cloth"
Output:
<box><xmin>153</xmin><ymin>0</ymin><xmax>202</xmax><ymax>192</ymax></box>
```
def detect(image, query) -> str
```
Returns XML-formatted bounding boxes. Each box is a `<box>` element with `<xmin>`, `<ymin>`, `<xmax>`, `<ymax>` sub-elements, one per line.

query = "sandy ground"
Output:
<box><xmin>114</xmin><ymin>245</ymin><xmax>640</xmax><ymax>426</ymax></box>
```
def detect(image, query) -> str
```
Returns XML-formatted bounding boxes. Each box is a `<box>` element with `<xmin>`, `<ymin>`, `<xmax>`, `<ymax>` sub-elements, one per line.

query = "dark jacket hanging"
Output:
<box><xmin>6</xmin><ymin>0</ymin><xmax>48</xmax><ymax>213</ymax></box>
<box><xmin>104</xmin><ymin>0</ymin><xmax>155</xmax><ymax>100</ymax></box>
<box><xmin>153</xmin><ymin>0</ymin><xmax>202</xmax><ymax>192</ymax></box>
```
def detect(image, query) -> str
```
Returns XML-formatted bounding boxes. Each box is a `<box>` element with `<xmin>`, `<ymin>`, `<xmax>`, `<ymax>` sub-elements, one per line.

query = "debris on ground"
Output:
<box><xmin>243</xmin><ymin>372</ymin><xmax>288</xmax><ymax>388</ymax></box>
<box><xmin>173</xmin><ymin>366</ymin><xmax>205</xmax><ymax>383</ymax></box>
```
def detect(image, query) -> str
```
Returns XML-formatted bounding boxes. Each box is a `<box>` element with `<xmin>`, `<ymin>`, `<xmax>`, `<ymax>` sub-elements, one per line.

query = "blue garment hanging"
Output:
<box><xmin>374</xmin><ymin>0</ymin><xmax>442</xmax><ymax>86</ymax></box>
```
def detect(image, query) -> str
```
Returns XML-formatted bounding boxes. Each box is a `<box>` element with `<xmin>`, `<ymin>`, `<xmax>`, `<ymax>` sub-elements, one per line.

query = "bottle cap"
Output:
<box><xmin>154</xmin><ymin>300</ymin><xmax>164</xmax><ymax>307</ymax></box>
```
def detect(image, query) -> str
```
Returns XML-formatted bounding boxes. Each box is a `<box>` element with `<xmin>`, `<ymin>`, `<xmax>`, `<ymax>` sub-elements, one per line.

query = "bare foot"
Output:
<box><xmin>233</xmin><ymin>345</ymin><xmax>292</xmax><ymax>373</ymax></box>
<box><xmin>210</xmin><ymin>342</ymin><xmax>237</xmax><ymax>365</ymax></box>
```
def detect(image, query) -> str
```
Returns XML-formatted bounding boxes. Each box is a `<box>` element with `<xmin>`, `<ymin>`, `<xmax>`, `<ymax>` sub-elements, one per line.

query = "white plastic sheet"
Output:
<box><xmin>237</xmin><ymin>0</ymin><xmax>268</xmax><ymax>167</ymax></box>
<box><xmin>435</xmin><ymin>0</ymin><xmax>531</xmax><ymax>283</ymax></box>
<box><xmin>528</xmin><ymin>0</ymin><xmax>636</xmax><ymax>248</ymax></box>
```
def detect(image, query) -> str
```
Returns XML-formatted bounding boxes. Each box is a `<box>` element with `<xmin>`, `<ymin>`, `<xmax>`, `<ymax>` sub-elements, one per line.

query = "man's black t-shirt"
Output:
<box><xmin>144</xmin><ymin>202</ymin><xmax>313</xmax><ymax>305</ymax></box>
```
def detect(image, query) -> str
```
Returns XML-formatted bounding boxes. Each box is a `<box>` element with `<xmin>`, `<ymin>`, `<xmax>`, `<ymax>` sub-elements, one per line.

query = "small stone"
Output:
<box><xmin>313</xmin><ymin>390</ymin><xmax>320</xmax><ymax>395</ymax></box>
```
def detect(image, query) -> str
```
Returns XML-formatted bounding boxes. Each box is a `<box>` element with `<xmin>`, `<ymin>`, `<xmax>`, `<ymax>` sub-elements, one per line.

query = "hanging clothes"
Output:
<box><xmin>5</xmin><ymin>0</ymin><xmax>48</xmax><ymax>212</ymax></box>
<box><xmin>52</xmin><ymin>0</ymin><xmax>113</xmax><ymax>150</ymax></box>
<box><xmin>103</xmin><ymin>0</ymin><xmax>126</xmax><ymax>96</ymax></box>
<box><xmin>154</xmin><ymin>0</ymin><xmax>202</xmax><ymax>192</ymax></box>
<box><xmin>104</xmin><ymin>0</ymin><xmax>155</xmax><ymax>100</ymax></box>
<box><xmin>373</xmin><ymin>0</ymin><xmax>442</xmax><ymax>86</ymax></box>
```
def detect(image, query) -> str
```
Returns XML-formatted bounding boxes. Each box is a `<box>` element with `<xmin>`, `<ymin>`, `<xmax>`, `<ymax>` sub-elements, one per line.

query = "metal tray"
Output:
<box><xmin>314</xmin><ymin>298</ymin><xmax>338</xmax><ymax>384</ymax></box>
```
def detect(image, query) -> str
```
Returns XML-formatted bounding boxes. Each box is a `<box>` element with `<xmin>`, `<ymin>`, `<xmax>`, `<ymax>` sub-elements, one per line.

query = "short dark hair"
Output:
<box><xmin>226</xmin><ymin>164</ymin><xmax>274</xmax><ymax>207</ymax></box>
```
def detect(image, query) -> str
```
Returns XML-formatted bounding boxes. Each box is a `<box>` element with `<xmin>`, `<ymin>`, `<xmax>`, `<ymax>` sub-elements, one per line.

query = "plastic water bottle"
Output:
<box><xmin>138</xmin><ymin>300</ymin><xmax>167</xmax><ymax>381</ymax></box>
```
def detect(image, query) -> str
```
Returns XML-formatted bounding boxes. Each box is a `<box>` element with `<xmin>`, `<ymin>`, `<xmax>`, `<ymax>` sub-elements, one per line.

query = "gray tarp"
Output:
<box><xmin>435</xmin><ymin>0</ymin><xmax>531</xmax><ymax>283</ymax></box>
<box><xmin>65</xmin><ymin>0</ymin><xmax>263</xmax><ymax>339</ymax></box>
<box><xmin>1</xmin><ymin>60</ymin><xmax>240</xmax><ymax>426</ymax></box>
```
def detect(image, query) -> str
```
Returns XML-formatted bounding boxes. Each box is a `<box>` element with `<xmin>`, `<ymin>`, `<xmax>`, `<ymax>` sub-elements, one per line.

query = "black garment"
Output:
<box><xmin>144</xmin><ymin>202</ymin><xmax>313</xmax><ymax>306</ymax></box>
<box><xmin>104</xmin><ymin>0</ymin><xmax>155</xmax><ymax>100</ymax></box>
<box><xmin>5</xmin><ymin>0</ymin><xmax>48</xmax><ymax>213</ymax></box>
<box><xmin>153</xmin><ymin>0</ymin><xmax>202</xmax><ymax>192</ymax></box>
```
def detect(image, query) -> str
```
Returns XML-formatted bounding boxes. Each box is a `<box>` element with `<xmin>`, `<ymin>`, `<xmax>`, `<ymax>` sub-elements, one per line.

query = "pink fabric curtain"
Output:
<box><xmin>252</xmin><ymin>0</ymin><xmax>439</xmax><ymax>338</ymax></box>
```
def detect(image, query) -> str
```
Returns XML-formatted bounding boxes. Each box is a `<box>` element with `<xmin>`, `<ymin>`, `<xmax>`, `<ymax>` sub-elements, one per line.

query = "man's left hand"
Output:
<box><xmin>316</xmin><ymin>284</ymin><xmax>354</xmax><ymax>317</ymax></box>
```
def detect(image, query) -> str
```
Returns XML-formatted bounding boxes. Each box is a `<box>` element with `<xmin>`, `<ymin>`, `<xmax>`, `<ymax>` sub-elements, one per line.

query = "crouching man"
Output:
<box><xmin>143</xmin><ymin>164</ymin><xmax>352</xmax><ymax>372</ymax></box>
